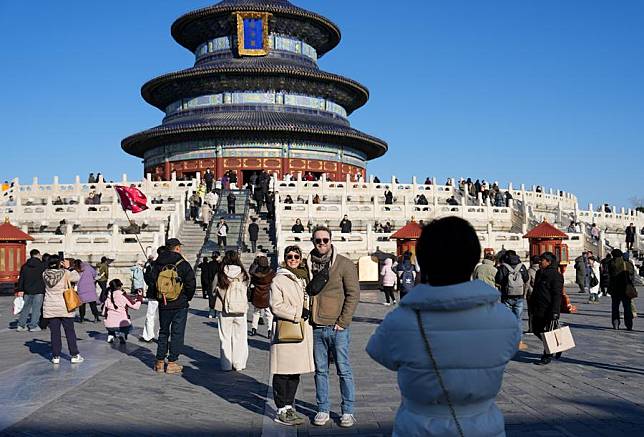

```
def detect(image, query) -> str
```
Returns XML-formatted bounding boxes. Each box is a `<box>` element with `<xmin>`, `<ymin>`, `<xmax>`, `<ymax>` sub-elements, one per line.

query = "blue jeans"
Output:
<box><xmin>313</xmin><ymin>326</ymin><xmax>355</xmax><ymax>414</ymax></box>
<box><xmin>156</xmin><ymin>308</ymin><xmax>188</xmax><ymax>362</ymax></box>
<box><xmin>503</xmin><ymin>297</ymin><xmax>524</xmax><ymax>332</ymax></box>
<box><xmin>18</xmin><ymin>294</ymin><xmax>44</xmax><ymax>329</ymax></box>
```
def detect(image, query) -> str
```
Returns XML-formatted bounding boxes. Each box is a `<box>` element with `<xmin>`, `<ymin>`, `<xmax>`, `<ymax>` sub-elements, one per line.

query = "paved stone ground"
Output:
<box><xmin>0</xmin><ymin>287</ymin><xmax>642</xmax><ymax>436</ymax></box>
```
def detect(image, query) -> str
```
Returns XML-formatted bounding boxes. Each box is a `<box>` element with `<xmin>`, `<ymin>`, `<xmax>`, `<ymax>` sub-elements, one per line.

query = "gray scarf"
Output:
<box><xmin>310</xmin><ymin>247</ymin><xmax>333</xmax><ymax>274</ymax></box>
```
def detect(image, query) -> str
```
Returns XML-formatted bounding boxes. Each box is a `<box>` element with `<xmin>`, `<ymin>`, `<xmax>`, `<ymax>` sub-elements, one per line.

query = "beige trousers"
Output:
<box><xmin>217</xmin><ymin>314</ymin><xmax>249</xmax><ymax>371</ymax></box>
<box><xmin>251</xmin><ymin>306</ymin><xmax>274</xmax><ymax>330</ymax></box>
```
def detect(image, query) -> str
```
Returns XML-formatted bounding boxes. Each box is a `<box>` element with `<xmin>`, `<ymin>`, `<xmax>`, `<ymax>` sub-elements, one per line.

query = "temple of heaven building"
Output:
<box><xmin>121</xmin><ymin>0</ymin><xmax>387</xmax><ymax>183</ymax></box>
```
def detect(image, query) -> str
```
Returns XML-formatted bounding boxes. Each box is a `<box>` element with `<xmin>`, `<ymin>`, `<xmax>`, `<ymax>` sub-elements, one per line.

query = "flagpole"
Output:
<box><xmin>114</xmin><ymin>186</ymin><xmax>149</xmax><ymax>260</ymax></box>
<box><xmin>123</xmin><ymin>208</ymin><xmax>148</xmax><ymax>259</ymax></box>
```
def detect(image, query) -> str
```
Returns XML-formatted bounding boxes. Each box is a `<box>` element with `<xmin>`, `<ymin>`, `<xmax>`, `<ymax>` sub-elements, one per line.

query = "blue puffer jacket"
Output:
<box><xmin>366</xmin><ymin>280</ymin><xmax>520</xmax><ymax>437</ymax></box>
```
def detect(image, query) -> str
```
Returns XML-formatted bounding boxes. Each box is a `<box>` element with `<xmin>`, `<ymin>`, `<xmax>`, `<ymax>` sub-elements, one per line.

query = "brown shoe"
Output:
<box><xmin>518</xmin><ymin>341</ymin><xmax>529</xmax><ymax>351</ymax></box>
<box><xmin>154</xmin><ymin>360</ymin><xmax>165</xmax><ymax>373</ymax></box>
<box><xmin>166</xmin><ymin>361</ymin><xmax>183</xmax><ymax>374</ymax></box>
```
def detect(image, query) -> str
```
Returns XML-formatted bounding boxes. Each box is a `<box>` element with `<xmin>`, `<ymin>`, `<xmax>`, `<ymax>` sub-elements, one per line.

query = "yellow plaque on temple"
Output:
<box><xmin>235</xmin><ymin>12</ymin><xmax>272</xmax><ymax>57</ymax></box>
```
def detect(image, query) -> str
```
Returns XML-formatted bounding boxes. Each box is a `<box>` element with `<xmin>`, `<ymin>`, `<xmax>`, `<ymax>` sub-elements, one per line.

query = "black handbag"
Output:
<box><xmin>589</xmin><ymin>272</ymin><xmax>599</xmax><ymax>288</ymax></box>
<box><xmin>306</xmin><ymin>267</ymin><xmax>329</xmax><ymax>296</ymax></box>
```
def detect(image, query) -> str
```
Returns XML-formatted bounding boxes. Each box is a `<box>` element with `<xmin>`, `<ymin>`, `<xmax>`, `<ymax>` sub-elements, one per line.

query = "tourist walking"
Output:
<box><xmin>216</xmin><ymin>217</ymin><xmax>229</xmax><ymax>249</ymax></box>
<box><xmin>213</xmin><ymin>250</ymin><xmax>250</xmax><ymax>371</ymax></box>
<box><xmin>574</xmin><ymin>252</ymin><xmax>591</xmax><ymax>294</ymax></box>
<box><xmin>270</xmin><ymin>245</ymin><xmax>315</xmax><ymax>426</ymax></box>
<box><xmin>16</xmin><ymin>249</ymin><xmax>46</xmax><ymax>332</ymax></box>
<box><xmin>204</xmin><ymin>168</ymin><xmax>215</xmax><ymax>193</ymax></box>
<box><xmin>147</xmin><ymin>239</ymin><xmax>196</xmax><ymax>373</ymax></box>
<box><xmin>397</xmin><ymin>252</ymin><xmax>417</xmax><ymax>300</ymax></box>
<box><xmin>608</xmin><ymin>249</ymin><xmax>634</xmax><ymax>330</ymax></box>
<box><xmin>529</xmin><ymin>252</ymin><xmax>564</xmax><ymax>365</ymax></box>
<box><xmin>130</xmin><ymin>259</ymin><xmax>145</xmax><ymax>295</ymax></box>
<box><xmin>96</xmin><ymin>256</ymin><xmax>110</xmax><ymax>302</ymax></box>
<box><xmin>227</xmin><ymin>191</ymin><xmax>236</xmax><ymax>214</ymax></box>
<box><xmin>600</xmin><ymin>253</ymin><xmax>612</xmax><ymax>297</ymax></box>
<box><xmin>625</xmin><ymin>223</ymin><xmax>636</xmax><ymax>251</ymax></box>
<box><xmin>525</xmin><ymin>255</ymin><xmax>540</xmax><ymax>333</ymax></box>
<box><xmin>306</xmin><ymin>225</ymin><xmax>360</xmax><ymax>428</ymax></box>
<box><xmin>201</xmin><ymin>201</ymin><xmax>212</xmax><ymax>230</ymax></box>
<box><xmin>249</xmin><ymin>256</ymin><xmax>275</xmax><ymax>337</ymax></box>
<box><xmin>588</xmin><ymin>256</ymin><xmax>601</xmax><ymax>303</ymax></box>
<box><xmin>367</xmin><ymin>217</ymin><xmax>520</xmax><ymax>437</ymax></box>
<box><xmin>103</xmin><ymin>279</ymin><xmax>142</xmax><ymax>344</ymax></box>
<box><xmin>495</xmin><ymin>250</ymin><xmax>530</xmax><ymax>350</ymax></box>
<box><xmin>141</xmin><ymin>252</ymin><xmax>161</xmax><ymax>342</ymax></box>
<box><xmin>248</xmin><ymin>217</ymin><xmax>260</xmax><ymax>253</ymax></box>
<box><xmin>472</xmin><ymin>252</ymin><xmax>497</xmax><ymax>288</ymax></box>
<box><xmin>73</xmin><ymin>259</ymin><xmax>101</xmax><ymax>323</ymax></box>
<box><xmin>189</xmin><ymin>191</ymin><xmax>202</xmax><ymax>222</ymax></box>
<box><xmin>42</xmin><ymin>256</ymin><xmax>84</xmax><ymax>364</ymax></box>
<box><xmin>380</xmin><ymin>258</ymin><xmax>397</xmax><ymax>306</ymax></box>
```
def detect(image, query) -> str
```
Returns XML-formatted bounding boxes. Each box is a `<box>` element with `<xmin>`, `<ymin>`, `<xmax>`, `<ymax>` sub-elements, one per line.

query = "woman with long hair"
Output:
<box><xmin>73</xmin><ymin>259</ymin><xmax>101</xmax><ymax>323</ymax></box>
<box><xmin>103</xmin><ymin>279</ymin><xmax>142</xmax><ymax>344</ymax></box>
<box><xmin>213</xmin><ymin>250</ymin><xmax>250</xmax><ymax>371</ymax></box>
<box><xmin>269</xmin><ymin>245</ymin><xmax>315</xmax><ymax>426</ymax></box>
<box><xmin>42</xmin><ymin>256</ymin><xmax>84</xmax><ymax>364</ymax></box>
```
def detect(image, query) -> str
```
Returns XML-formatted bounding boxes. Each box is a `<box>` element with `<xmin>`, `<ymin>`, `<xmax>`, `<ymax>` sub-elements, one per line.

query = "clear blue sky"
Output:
<box><xmin>1</xmin><ymin>1</ymin><xmax>643</xmax><ymax>209</ymax></box>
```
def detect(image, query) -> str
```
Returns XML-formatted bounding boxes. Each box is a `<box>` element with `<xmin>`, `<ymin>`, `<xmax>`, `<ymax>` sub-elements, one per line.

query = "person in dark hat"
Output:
<box><xmin>146</xmin><ymin>239</ymin><xmax>196</xmax><ymax>374</ymax></box>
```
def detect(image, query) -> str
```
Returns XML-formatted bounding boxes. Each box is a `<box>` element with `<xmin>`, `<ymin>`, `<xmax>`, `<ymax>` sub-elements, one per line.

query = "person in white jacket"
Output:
<box><xmin>213</xmin><ymin>250</ymin><xmax>250</xmax><ymax>371</ymax></box>
<box><xmin>367</xmin><ymin>217</ymin><xmax>520</xmax><ymax>437</ymax></box>
<box><xmin>588</xmin><ymin>256</ymin><xmax>601</xmax><ymax>303</ymax></box>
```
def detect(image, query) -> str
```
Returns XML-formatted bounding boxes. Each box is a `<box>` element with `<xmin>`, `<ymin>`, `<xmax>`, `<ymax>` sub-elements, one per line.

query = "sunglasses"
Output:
<box><xmin>286</xmin><ymin>254</ymin><xmax>301</xmax><ymax>260</ymax></box>
<box><xmin>314</xmin><ymin>238</ymin><xmax>330</xmax><ymax>245</ymax></box>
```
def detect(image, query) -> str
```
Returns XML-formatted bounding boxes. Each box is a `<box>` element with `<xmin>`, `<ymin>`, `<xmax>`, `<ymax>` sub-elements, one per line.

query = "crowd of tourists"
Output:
<box><xmin>10</xmin><ymin>207</ymin><xmax>642</xmax><ymax>435</ymax></box>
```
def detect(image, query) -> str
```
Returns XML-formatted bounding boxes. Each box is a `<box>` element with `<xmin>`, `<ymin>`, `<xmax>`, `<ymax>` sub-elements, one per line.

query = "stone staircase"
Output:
<box><xmin>240</xmin><ymin>211</ymin><xmax>278</xmax><ymax>268</ymax></box>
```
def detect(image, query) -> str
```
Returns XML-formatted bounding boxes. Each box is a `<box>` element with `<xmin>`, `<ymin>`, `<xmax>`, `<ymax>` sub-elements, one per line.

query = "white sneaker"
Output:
<box><xmin>313</xmin><ymin>411</ymin><xmax>330</xmax><ymax>426</ymax></box>
<box><xmin>383</xmin><ymin>302</ymin><xmax>391</xmax><ymax>306</ymax></box>
<box><xmin>107</xmin><ymin>335</ymin><xmax>115</xmax><ymax>343</ymax></box>
<box><xmin>71</xmin><ymin>355</ymin><xmax>84</xmax><ymax>364</ymax></box>
<box><xmin>339</xmin><ymin>413</ymin><xmax>356</xmax><ymax>428</ymax></box>
<box><xmin>51</xmin><ymin>356</ymin><xmax>60</xmax><ymax>364</ymax></box>
<box><xmin>16</xmin><ymin>326</ymin><xmax>28</xmax><ymax>332</ymax></box>
<box><xmin>392</xmin><ymin>300</ymin><xmax>397</xmax><ymax>305</ymax></box>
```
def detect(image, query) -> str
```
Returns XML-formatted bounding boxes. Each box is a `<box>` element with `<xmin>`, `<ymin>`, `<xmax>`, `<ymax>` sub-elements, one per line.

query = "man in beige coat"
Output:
<box><xmin>306</xmin><ymin>225</ymin><xmax>360</xmax><ymax>428</ymax></box>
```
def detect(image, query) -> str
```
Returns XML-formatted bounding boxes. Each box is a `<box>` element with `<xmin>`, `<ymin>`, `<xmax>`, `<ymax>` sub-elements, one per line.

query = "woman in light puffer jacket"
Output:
<box><xmin>380</xmin><ymin>258</ymin><xmax>397</xmax><ymax>305</ymax></box>
<box><xmin>367</xmin><ymin>217</ymin><xmax>520</xmax><ymax>437</ymax></box>
<box><xmin>42</xmin><ymin>255</ymin><xmax>83</xmax><ymax>365</ymax></box>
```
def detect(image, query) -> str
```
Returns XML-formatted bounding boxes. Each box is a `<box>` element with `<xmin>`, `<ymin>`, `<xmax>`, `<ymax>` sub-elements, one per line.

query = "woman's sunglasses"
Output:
<box><xmin>314</xmin><ymin>238</ymin><xmax>330</xmax><ymax>244</ymax></box>
<box><xmin>286</xmin><ymin>254</ymin><xmax>301</xmax><ymax>260</ymax></box>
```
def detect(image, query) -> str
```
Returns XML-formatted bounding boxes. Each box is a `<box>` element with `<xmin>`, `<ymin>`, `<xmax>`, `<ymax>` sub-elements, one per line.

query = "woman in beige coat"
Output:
<box><xmin>269</xmin><ymin>245</ymin><xmax>315</xmax><ymax>426</ymax></box>
<box><xmin>42</xmin><ymin>256</ymin><xmax>83</xmax><ymax>365</ymax></box>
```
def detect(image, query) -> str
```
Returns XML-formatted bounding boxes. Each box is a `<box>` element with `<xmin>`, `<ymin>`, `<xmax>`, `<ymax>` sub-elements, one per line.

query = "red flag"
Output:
<box><xmin>115</xmin><ymin>186</ymin><xmax>148</xmax><ymax>213</ymax></box>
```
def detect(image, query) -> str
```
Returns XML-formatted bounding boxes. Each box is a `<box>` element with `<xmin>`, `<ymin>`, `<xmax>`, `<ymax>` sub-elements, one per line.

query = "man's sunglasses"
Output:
<box><xmin>314</xmin><ymin>238</ymin><xmax>330</xmax><ymax>244</ymax></box>
<box><xmin>286</xmin><ymin>254</ymin><xmax>301</xmax><ymax>260</ymax></box>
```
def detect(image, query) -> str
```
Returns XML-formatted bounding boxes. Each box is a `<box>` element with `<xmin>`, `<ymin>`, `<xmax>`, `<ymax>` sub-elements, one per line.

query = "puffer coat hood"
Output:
<box><xmin>367</xmin><ymin>280</ymin><xmax>520</xmax><ymax>437</ymax></box>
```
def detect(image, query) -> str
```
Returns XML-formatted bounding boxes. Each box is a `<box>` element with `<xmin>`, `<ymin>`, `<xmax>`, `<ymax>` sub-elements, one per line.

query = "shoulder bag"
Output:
<box><xmin>415</xmin><ymin>310</ymin><xmax>465</xmax><ymax>437</ymax></box>
<box><xmin>63</xmin><ymin>274</ymin><xmax>82</xmax><ymax>312</ymax></box>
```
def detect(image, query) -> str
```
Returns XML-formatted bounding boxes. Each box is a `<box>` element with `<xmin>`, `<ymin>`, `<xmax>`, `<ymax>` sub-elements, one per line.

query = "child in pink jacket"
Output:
<box><xmin>380</xmin><ymin>258</ymin><xmax>397</xmax><ymax>306</ymax></box>
<box><xmin>103</xmin><ymin>279</ymin><xmax>142</xmax><ymax>344</ymax></box>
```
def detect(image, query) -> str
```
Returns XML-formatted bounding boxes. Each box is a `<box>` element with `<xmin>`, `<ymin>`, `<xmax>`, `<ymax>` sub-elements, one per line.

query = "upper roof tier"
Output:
<box><xmin>171</xmin><ymin>0</ymin><xmax>341</xmax><ymax>57</ymax></box>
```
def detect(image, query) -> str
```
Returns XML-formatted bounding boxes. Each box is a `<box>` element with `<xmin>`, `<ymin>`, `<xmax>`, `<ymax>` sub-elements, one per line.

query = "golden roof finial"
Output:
<box><xmin>4</xmin><ymin>217</ymin><xmax>9</xmax><ymax>224</ymax></box>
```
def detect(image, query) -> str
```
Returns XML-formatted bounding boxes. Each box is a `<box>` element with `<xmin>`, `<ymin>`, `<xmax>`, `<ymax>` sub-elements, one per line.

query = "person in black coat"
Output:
<box><xmin>227</xmin><ymin>192</ymin><xmax>236</xmax><ymax>215</ymax></box>
<box><xmin>529</xmin><ymin>252</ymin><xmax>564</xmax><ymax>365</ymax></box>
<box><xmin>340</xmin><ymin>215</ymin><xmax>352</xmax><ymax>234</ymax></box>
<box><xmin>16</xmin><ymin>249</ymin><xmax>46</xmax><ymax>331</ymax></box>
<box><xmin>248</xmin><ymin>217</ymin><xmax>260</xmax><ymax>253</ymax></box>
<box><xmin>146</xmin><ymin>239</ymin><xmax>196</xmax><ymax>373</ymax></box>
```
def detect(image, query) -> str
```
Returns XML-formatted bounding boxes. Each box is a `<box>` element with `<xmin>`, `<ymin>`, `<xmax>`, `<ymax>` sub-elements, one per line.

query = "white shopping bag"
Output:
<box><xmin>543</xmin><ymin>325</ymin><xmax>575</xmax><ymax>354</ymax></box>
<box><xmin>13</xmin><ymin>296</ymin><xmax>24</xmax><ymax>316</ymax></box>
